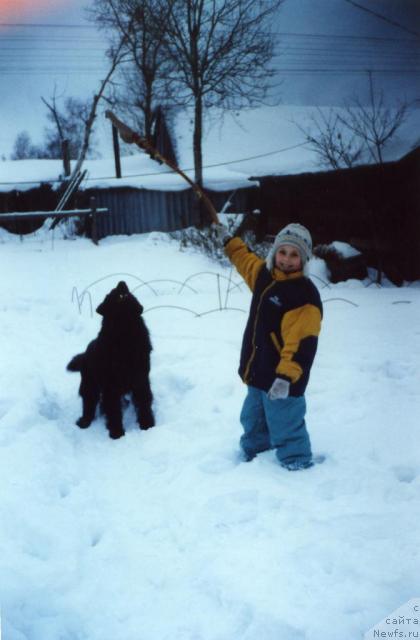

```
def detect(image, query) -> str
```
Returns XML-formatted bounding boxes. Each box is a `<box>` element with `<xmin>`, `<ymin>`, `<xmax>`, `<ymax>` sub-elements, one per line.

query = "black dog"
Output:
<box><xmin>67</xmin><ymin>281</ymin><xmax>155</xmax><ymax>439</ymax></box>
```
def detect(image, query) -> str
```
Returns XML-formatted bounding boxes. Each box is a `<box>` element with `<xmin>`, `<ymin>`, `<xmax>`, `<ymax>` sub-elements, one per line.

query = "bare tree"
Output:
<box><xmin>46</xmin><ymin>31</ymin><xmax>129</xmax><ymax>228</ymax></box>
<box><xmin>298</xmin><ymin>74</ymin><xmax>410</xmax><ymax>170</ymax></box>
<box><xmin>11</xmin><ymin>131</ymin><xmax>42</xmax><ymax>160</ymax></box>
<box><xmin>71</xmin><ymin>34</ymin><xmax>129</xmax><ymax>177</ymax></box>
<box><xmin>337</xmin><ymin>73</ymin><xmax>409</xmax><ymax>165</ymax></box>
<box><xmin>163</xmin><ymin>0</ymin><xmax>284</xmax><ymax>200</ymax></box>
<box><xmin>41</xmin><ymin>95</ymin><xmax>97</xmax><ymax>162</ymax></box>
<box><xmin>91</xmin><ymin>0</ymin><xmax>177</xmax><ymax>142</ymax></box>
<box><xmin>90</xmin><ymin>0</ymin><xmax>283</xmax><ymax>224</ymax></box>
<box><xmin>295</xmin><ymin>108</ymin><xmax>365</xmax><ymax>169</ymax></box>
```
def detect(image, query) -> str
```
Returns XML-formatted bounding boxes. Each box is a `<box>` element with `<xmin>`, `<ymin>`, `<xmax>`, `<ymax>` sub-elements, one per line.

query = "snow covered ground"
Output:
<box><xmin>0</xmin><ymin>229</ymin><xmax>419</xmax><ymax>640</ymax></box>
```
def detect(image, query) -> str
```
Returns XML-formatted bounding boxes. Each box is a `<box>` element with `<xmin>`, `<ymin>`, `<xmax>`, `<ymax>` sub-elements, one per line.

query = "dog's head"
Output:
<box><xmin>96</xmin><ymin>281</ymin><xmax>144</xmax><ymax>319</ymax></box>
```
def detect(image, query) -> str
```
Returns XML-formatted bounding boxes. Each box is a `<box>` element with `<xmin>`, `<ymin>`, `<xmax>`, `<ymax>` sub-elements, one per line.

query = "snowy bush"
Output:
<box><xmin>171</xmin><ymin>225</ymin><xmax>229</xmax><ymax>263</ymax></box>
<box><xmin>171</xmin><ymin>215</ymin><xmax>271</xmax><ymax>265</ymax></box>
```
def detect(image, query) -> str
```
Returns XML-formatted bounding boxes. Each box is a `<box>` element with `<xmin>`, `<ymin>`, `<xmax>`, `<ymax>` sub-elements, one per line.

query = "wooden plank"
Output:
<box><xmin>54</xmin><ymin>170</ymin><xmax>86</xmax><ymax>212</ymax></box>
<box><xmin>0</xmin><ymin>208</ymin><xmax>108</xmax><ymax>221</ymax></box>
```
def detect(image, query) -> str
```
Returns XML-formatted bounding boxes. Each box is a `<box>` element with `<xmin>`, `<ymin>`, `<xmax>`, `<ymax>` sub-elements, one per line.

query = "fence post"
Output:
<box><xmin>62</xmin><ymin>139</ymin><xmax>71</xmax><ymax>177</ymax></box>
<box><xmin>112</xmin><ymin>124</ymin><xmax>122</xmax><ymax>179</ymax></box>
<box><xmin>90</xmin><ymin>196</ymin><xmax>98</xmax><ymax>245</ymax></box>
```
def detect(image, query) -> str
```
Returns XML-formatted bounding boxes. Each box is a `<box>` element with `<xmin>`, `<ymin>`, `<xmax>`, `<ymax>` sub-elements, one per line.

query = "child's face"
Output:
<box><xmin>274</xmin><ymin>244</ymin><xmax>302</xmax><ymax>273</ymax></box>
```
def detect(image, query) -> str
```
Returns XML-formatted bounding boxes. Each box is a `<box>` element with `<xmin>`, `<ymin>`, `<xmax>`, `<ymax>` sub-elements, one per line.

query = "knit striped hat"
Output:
<box><xmin>266</xmin><ymin>223</ymin><xmax>312</xmax><ymax>270</ymax></box>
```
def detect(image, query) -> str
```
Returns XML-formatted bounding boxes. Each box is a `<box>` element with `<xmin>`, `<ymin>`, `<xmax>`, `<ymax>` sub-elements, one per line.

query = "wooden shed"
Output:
<box><xmin>253</xmin><ymin>148</ymin><xmax>420</xmax><ymax>283</ymax></box>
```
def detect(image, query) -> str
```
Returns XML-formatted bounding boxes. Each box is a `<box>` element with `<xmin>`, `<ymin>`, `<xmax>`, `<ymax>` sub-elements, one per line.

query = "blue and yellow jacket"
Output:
<box><xmin>225</xmin><ymin>237</ymin><xmax>322</xmax><ymax>396</ymax></box>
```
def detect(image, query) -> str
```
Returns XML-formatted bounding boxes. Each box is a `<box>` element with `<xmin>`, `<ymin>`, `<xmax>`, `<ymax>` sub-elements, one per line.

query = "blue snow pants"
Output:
<box><xmin>239</xmin><ymin>385</ymin><xmax>312</xmax><ymax>465</ymax></box>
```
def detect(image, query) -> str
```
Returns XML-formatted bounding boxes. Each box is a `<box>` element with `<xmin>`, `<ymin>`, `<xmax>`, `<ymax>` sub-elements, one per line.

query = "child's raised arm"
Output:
<box><xmin>225</xmin><ymin>237</ymin><xmax>264</xmax><ymax>292</ymax></box>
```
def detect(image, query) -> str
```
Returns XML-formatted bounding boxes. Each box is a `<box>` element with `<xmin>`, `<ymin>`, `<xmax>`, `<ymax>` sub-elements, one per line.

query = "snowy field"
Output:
<box><xmin>0</xmin><ymin>229</ymin><xmax>419</xmax><ymax>640</ymax></box>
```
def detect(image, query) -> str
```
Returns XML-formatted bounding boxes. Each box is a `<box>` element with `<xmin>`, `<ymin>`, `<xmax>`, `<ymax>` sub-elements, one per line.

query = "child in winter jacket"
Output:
<box><xmin>218</xmin><ymin>222</ymin><xmax>322</xmax><ymax>471</ymax></box>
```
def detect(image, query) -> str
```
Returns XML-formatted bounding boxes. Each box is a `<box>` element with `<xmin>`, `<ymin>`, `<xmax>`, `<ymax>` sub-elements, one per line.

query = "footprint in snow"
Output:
<box><xmin>0</xmin><ymin>400</ymin><xmax>12</xmax><ymax>423</ymax></box>
<box><xmin>382</xmin><ymin>360</ymin><xmax>415</xmax><ymax>380</ymax></box>
<box><xmin>57</xmin><ymin>473</ymin><xmax>81</xmax><ymax>499</ymax></box>
<box><xmin>38</xmin><ymin>391</ymin><xmax>61</xmax><ymax>420</ymax></box>
<box><xmin>90</xmin><ymin>530</ymin><xmax>104</xmax><ymax>548</ymax></box>
<box><xmin>392</xmin><ymin>466</ymin><xmax>418</xmax><ymax>484</ymax></box>
<box><xmin>156</xmin><ymin>371</ymin><xmax>195</xmax><ymax>398</ymax></box>
<box><xmin>198</xmin><ymin>453</ymin><xmax>237</xmax><ymax>474</ymax></box>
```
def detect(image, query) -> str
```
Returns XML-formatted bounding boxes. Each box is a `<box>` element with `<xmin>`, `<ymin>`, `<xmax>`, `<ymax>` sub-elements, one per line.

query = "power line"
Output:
<box><xmin>0</xmin><ymin>55</ymin><xmax>107</xmax><ymax>60</ymax></box>
<box><xmin>1</xmin><ymin>53</ymin><xmax>418</xmax><ymax>70</ymax></box>
<box><xmin>342</xmin><ymin>0</ymin><xmax>420</xmax><ymax>40</ymax></box>
<box><xmin>1</xmin><ymin>72</ymin><xmax>418</xmax><ymax>77</ymax></box>
<box><xmin>0</xmin><ymin>70</ymin><xmax>109</xmax><ymax>74</ymax></box>
<box><xmin>0</xmin><ymin>37</ymin><xmax>106</xmax><ymax>43</ymax></box>
<box><xmin>0</xmin><ymin>25</ymin><xmax>417</xmax><ymax>76</ymax></box>
<box><xmin>1</xmin><ymin>44</ymin><xmax>416</xmax><ymax>56</ymax></box>
<box><xmin>273</xmin><ymin>31</ymin><xmax>418</xmax><ymax>43</ymax></box>
<box><xmin>275</xmin><ymin>43</ymin><xmax>419</xmax><ymax>53</ymax></box>
<box><xmin>0</xmin><ymin>142</ymin><xmax>310</xmax><ymax>185</ymax></box>
<box><xmin>276</xmin><ymin>39</ymin><xmax>418</xmax><ymax>46</ymax></box>
<box><xmin>1</xmin><ymin>69</ymin><xmax>418</xmax><ymax>76</ymax></box>
<box><xmin>2</xmin><ymin>52</ymin><xmax>416</xmax><ymax>62</ymax></box>
<box><xmin>0</xmin><ymin>22</ymin><xmax>97</xmax><ymax>29</ymax></box>
<box><xmin>274</xmin><ymin>49</ymin><xmax>419</xmax><ymax>60</ymax></box>
<box><xmin>1</xmin><ymin>25</ymin><xmax>417</xmax><ymax>44</ymax></box>
<box><xmin>0</xmin><ymin>47</ymin><xmax>107</xmax><ymax>52</ymax></box>
<box><xmin>273</xmin><ymin>68</ymin><xmax>420</xmax><ymax>74</ymax></box>
<box><xmin>305</xmin><ymin>56</ymin><xmax>420</xmax><ymax>63</ymax></box>
<box><xmin>274</xmin><ymin>50</ymin><xmax>418</xmax><ymax>60</ymax></box>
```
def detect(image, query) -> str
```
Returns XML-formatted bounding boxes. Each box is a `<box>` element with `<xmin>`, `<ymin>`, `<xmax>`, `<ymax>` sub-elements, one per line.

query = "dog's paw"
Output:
<box><xmin>76</xmin><ymin>416</ymin><xmax>92</xmax><ymax>429</ymax></box>
<box><xmin>140</xmin><ymin>417</ymin><xmax>155</xmax><ymax>430</ymax></box>
<box><xmin>109</xmin><ymin>429</ymin><xmax>125</xmax><ymax>440</ymax></box>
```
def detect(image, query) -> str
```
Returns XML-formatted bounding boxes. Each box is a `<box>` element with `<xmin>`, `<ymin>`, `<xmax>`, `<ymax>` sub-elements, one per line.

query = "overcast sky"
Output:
<box><xmin>0</xmin><ymin>0</ymin><xmax>419</xmax><ymax>159</ymax></box>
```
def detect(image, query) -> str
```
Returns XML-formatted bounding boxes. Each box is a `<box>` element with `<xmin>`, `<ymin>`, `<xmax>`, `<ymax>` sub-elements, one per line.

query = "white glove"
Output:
<box><xmin>268</xmin><ymin>378</ymin><xmax>290</xmax><ymax>400</ymax></box>
<box><xmin>212</xmin><ymin>223</ymin><xmax>232</xmax><ymax>245</ymax></box>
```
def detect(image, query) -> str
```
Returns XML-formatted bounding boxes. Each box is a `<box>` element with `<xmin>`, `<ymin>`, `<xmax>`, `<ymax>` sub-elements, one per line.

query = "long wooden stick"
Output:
<box><xmin>105</xmin><ymin>110</ymin><xmax>219</xmax><ymax>224</ymax></box>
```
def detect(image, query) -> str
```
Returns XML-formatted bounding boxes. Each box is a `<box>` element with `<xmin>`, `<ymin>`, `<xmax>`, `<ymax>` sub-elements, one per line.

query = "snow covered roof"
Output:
<box><xmin>0</xmin><ymin>105</ymin><xmax>418</xmax><ymax>193</ymax></box>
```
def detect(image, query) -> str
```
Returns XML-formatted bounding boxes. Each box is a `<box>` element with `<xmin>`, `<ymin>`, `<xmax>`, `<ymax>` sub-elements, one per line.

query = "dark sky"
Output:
<box><xmin>0</xmin><ymin>0</ymin><xmax>419</xmax><ymax>157</ymax></box>
<box><xmin>270</xmin><ymin>0</ymin><xmax>420</xmax><ymax>106</ymax></box>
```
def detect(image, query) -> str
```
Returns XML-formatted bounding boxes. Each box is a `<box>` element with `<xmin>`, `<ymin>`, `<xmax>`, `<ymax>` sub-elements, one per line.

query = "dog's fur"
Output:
<box><xmin>67</xmin><ymin>281</ymin><xmax>155</xmax><ymax>439</ymax></box>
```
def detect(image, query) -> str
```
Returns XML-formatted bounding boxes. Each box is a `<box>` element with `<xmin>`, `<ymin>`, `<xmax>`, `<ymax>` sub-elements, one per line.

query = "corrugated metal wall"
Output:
<box><xmin>0</xmin><ymin>184</ymin><xmax>258</xmax><ymax>237</ymax></box>
<box><xmin>80</xmin><ymin>186</ymin><xmax>257</xmax><ymax>239</ymax></box>
<box><xmin>83</xmin><ymin>187</ymin><xmax>196</xmax><ymax>238</ymax></box>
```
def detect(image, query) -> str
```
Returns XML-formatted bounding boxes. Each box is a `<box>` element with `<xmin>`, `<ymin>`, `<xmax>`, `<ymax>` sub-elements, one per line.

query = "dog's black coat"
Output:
<box><xmin>67</xmin><ymin>281</ymin><xmax>155</xmax><ymax>439</ymax></box>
